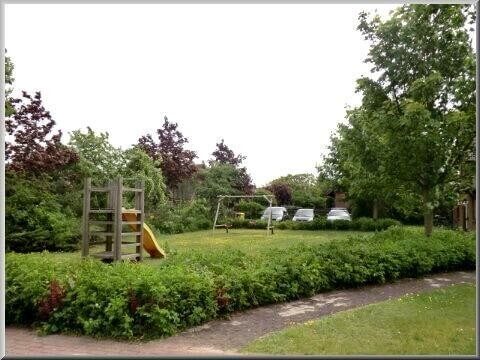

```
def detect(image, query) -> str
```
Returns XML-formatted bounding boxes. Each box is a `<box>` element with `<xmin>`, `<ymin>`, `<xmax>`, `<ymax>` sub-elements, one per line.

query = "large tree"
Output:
<box><xmin>69</xmin><ymin>127</ymin><xmax>125</xmax><ymax>183</ymax></box>
<box><xmin>5</xmin><ymin>91</ymin><xmax>78</xmax><ymax>174</ymax></box>
<box><xmin>4</xmin><ymin>78</ymin><xmax>81</xmax><ymax>252</ymax></box>
<box><xmin>138</xmin><ymin>116</ymin><xmax>197</xmax><ymax>192</ymax></box>
<box><xmin>267</xmin><ymin>173</ymin><xmax>325</xmax><ymax>209</ymax></box>
<box><xmin>5</xmin><ymin>50</ymin><xmax>15</xmax><ymax>117</ymax></box>
<box><xmin>195</xmin><ymin>163</ymin><xmax>246</xmax><ymax>211</ymax></box>
<box><xmin>122</xmin><ymin>147</ymin><xmax>167</xmax><ymax>212</ymax></box>
<box><xmin>208</xmin><ymin>138</ymin><xmax>255</xmax><ymax>195</ymax></box>
<box><xmin>210</xmin><ymin>139</ymin><xmax>246</xmax><ymax>166</ymax></box>
<box><xmin>266</xmin><ymin>182</ymin><xmax>292</xmax><ymax>206</ymax></box>
<box><xmin>70</xmin><ymin>128</ymin><xmax>167</xmax><ymax>211</ymax></box>
<box><xmin>329</xmin><ymin>4</ymin><xmax>475</xmax><ymax>235</ymax></box>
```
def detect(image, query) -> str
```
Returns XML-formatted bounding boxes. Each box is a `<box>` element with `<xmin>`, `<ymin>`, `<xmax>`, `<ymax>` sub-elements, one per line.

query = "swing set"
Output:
<box><xmin>212</xmin><ymin>194</ymin><xmax>275</xmax><ymax>235</ymax></box>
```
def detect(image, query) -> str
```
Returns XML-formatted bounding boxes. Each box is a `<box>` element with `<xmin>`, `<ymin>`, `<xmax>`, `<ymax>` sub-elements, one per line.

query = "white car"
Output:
<box><xmin>327</xmin><ymin>208</ymin><xmax>351</xmax><ymax>221</ymax></box>
<box><xmin>261</xmin><ymin>207</ymin><xmax>288</xmax><ymax>222</ymax></box>
<box><xmin>292</xmin><ymin>208</ymin><xmax>314</xmax><ymax>222</ymax></box>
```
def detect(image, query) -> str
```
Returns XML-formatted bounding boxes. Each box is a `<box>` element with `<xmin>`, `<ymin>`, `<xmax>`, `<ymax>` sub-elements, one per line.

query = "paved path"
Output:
<box><xmin>6</xmin><ymin>271</ymin><xmax>476</xmax><ymax>357</ymax></box>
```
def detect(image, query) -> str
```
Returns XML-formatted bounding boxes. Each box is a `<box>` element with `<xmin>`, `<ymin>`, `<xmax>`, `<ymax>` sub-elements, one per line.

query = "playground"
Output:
<box><xmin>79</xmin><ymin>178</ymin><xmax>372</xmax><ymax>263</ymax></box>
<box><xmin>4</xmin><ymin>2</ymin><xmax>477</xmax><ymax>356</ymax></box>
<box><xmin>3</xmin><ymin>177</ymin><xmax>476</xmax><ymax>357</ymax></box>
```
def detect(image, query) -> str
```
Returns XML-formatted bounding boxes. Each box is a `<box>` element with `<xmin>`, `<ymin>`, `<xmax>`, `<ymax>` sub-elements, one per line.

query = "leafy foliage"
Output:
<box><xmin>210</xmin><ymin>138</ymin><xmax>246</xmax><ymax>166</ymax></box>
<box><xmin>5</xmin><ymin>91</ymin><xmax>79</xmax><ymax>174</ymax></box>
<box><xmin>321</xmin><ymin>4</ymin><xmax>476</xmax><ymax>235</ymax></box>
<box><xmin>4</xmin><ymin>50</ymin><xmax>15</xmax><ymax>117</ymax></box>
<box><xmin>208</xmin><ymin>139</ymin><xmax>254</xmax><ymax>195</ymax></box>
<box><xmin>4</xmin><ymin>86</ymin><xmax>82</xmax><ymax>253</ymax></box>
<box><xmin>122</xmin><ymin>147</ymin><xmax>167</xmax><ymax>212</ymax></box>
<box><xmin>266</xmin><ymin>182</ymin><xmax>292</xmax><ymax>205</ymax></box>
<box><xmin>234</xmin><ymin>200</ymin><xmax>265</xmax><ymax>219</ymax></box>
<box><xmin>196</xmin><ymin>163</ymin><xmax>255</xmax><ymax>211</ymax></box>
<box><xmin>5</xmin><ymin>173</ymin><xmax>80</xmax><ymax>253</ymax></box>
<box><xmin>69</xmin><ymin>127</ymin><xmax>124</xmax><ymax>183</ymax></box>
<box><xmin>6</xmin><ymin>227</ymin><xmax>475</xmax><ymax>339</ymax></box>
<box><xmin>267</xmin><ymin>174</ymin><xmax>326</xmax><ymax>209</ymax></box>
<box><xmin>148</xmin><ymin>199</ymin><xmax>212</xmax><ymax>234</ymax></box>
<box><xmin>138</xmin><ymin>116</ymin><xmax>197</xmax><ymax>191</ymax></box>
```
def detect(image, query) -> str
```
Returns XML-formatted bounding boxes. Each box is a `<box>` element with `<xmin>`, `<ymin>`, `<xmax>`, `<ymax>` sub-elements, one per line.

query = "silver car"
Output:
<box><xmin>327</xmin><ymin>208</ymin><xmax>351</xmax><ymax>221</ymax></box>
<box><xmin>261</xmin><ymin>207</ymin><xmax>288</xmax><ymax>222</ymax></box>
<box><xmin>292</xmin><ymin>208</ymin><xmax>314</xmax><ymax>222</ymax></box>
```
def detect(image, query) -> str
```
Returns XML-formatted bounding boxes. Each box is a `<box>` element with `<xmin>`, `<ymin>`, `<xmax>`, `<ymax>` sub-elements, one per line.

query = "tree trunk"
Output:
<box><xmin>462</xmin><ymin>204</ymin><xmax>468</xmax><ymax>232</ymax></box>
<box><xmin>372</xmin><ymin>199</ymin><xmax>378</xmax><ymax>220</ymax></box>
<box><xmin>422</xmin><ymin>190</ymin><xmax>433</xmax><ymax>237</ymax></box>
<box><xmin>424</xmin><ymin>210</ymin><xmax>433</xmax><ymax>237</ymax></box>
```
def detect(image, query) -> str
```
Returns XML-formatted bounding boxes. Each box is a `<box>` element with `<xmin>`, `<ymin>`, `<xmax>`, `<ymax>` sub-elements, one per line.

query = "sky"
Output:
<box><xmin>5</xmin><ymin>3</ymin><xmax>399</xmax><ymax>187</ymax></box>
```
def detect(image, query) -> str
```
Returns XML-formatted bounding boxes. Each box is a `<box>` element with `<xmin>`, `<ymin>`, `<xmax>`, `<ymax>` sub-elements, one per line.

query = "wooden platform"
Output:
<box><xmin>91</xmin><ymin>251</ymin><xmax>140</xmax><ymax>261</ymax></box>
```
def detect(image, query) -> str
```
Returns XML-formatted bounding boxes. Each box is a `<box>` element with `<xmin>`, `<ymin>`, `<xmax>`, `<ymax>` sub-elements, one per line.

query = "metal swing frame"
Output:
<box><xmin>212</xmin><ymin>194</ymin><xmax>275</xmax><ymax>235</ymax></box>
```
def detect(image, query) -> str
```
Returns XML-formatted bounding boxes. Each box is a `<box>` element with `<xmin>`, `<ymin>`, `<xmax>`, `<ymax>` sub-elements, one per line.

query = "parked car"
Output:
<box><xmin>292</xmin><ymin>208</ymin><xmax>314</xmax><ymax>222</ymax></box>
<box><xmin>261</xmin><ymin>206</ymin><xmax>288</xmax><ymax>222</ymax></box>
<box><xmin>327</xmin><ymin>208</ymin><xmax>351</xmax><ymax>221</ymax></box>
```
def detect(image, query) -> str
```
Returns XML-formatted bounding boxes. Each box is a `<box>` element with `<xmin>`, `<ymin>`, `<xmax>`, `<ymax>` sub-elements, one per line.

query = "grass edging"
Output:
<box><xmin>241</xmin><ymin>283</ymin><xmax>476</xmax><ymax>355</ymax></box>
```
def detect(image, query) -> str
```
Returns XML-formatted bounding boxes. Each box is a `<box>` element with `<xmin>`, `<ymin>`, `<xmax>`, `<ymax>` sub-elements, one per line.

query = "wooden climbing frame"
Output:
<box><xmin>82</xmin><ymin>177</ymin><xmax>145</xmax><ymax>262</ymax></box>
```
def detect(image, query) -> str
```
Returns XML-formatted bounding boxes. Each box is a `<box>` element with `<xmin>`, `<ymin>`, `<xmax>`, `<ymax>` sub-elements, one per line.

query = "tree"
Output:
<box><xmin>267</xmin><ymin>173</ymin><xmax>326</xmax><ymax>209</ymax></box>
<box><xmin>233</xmin><ymin>167</ymin><xmax>255</xmax><ymax>195</ymax></box>
<box><xmin>208</xmin><ymin>139</ymin><xmax>254</xmax><ymax>195</ymax></box>
<box><xmin>69</xmin><ymin>129</ymin><xmax>167</xmax><ymax>211</ymax></box>
<box><xmin>5</xmin><ymin>50</ymin><xmax>15</xmax><ymax>117</ymax></box>
<box><xmin>266</xmin><ymin>182</ymin><xmax>292</xmax><ymax>205</ymax></box>
<box><xmin>6</xmin><ymin>172</ymin><xmax>80</xmax><ymax>252</ymax></box>
<box><xmin>122</xmin><ymin>147</ymin><xmax>167</xmax><ymax>212</ymax></box>
<box><xmin>210</xmin><ymin>139</ymin><xmax>246</xmax><ymax>166</ymax></box>
<box><xmin>5</xmin><ymin>91</ymin><xmax>79</xmax><ymax>174</ymax></box>
<box><xmin>138</xmin><ymin>116</ymin><xmax>197</xmax><ymax>191</ymax></box>
<box><xmin>195</xmin><ymin>163</ymin><xmax>241</xmax><ymax>210</ymax></box>
<box><xmin>322</xmin><ymin>105</ymin><xmax>396</xmax><ymax>219</ymax></box>
<box><xmin>69</xmin><ymin>127</ymin><xmax>124</xmax><ymax>183</ymax></box>
<box><xmin>349</xmin><ymin>4</ymin><xmax>475</xmax><ymax>235</ymax></box>
<box><xmin>195</xmin><ymin>163</ymin><xmax>254</xmax><ymax>212</ymax></box>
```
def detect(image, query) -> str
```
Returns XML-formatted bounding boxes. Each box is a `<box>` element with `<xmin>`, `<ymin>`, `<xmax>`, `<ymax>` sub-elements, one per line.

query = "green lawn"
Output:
<box><xmin>45</xmin><ymin>228</ymin><xmax>371</xmax><ymax>262</ymax></box>
<box><xmin>242</xmin><ymin>283</ymin><xmax>476</xmax><ymax>355</ymax></box>
<box><xmin>153</xmin><ymin>229</ymin><xmax>368</xmax><ymax>255</ymax></box>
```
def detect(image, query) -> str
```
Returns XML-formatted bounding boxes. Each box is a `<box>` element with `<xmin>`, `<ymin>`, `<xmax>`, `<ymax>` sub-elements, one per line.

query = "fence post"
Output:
<box><xmin>114</xmin><ymin>176</ymin><xmax>123</xmax><ymax>261</ymax></box>
<box><xmin>82</xmin><ymin>178</ymin><xmax>91</xmax><ymax>257</ymax></box>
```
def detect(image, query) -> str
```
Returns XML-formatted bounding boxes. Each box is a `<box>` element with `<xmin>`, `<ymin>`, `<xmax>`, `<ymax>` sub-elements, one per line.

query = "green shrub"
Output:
<box><xmin>229</xmin><ymin>219</ymin><xmax>269</xmax><ymax>229</ymax></box>
<box><xmin>260</xmin><ymin>218</ymin><xmax>400</xmax><ymax>232</ymax></box>
<box><xmin>6</xmin><ymin>174</ymin><xmax>81</xmax><ymax>253</ymax></box>
<box><xmin>6</xmin><ymin>227</ymin><xmax>475</xmax><ymax>340</ymax></box>
<box><xmin>234</xmin><ymin>200</ymin><xmax>265</xmax><ymax>219</ymax></box>
<box><xmin>148</xmin><ymin>199</ymin><xmax>212</xmax><ymax>234</ymax></box>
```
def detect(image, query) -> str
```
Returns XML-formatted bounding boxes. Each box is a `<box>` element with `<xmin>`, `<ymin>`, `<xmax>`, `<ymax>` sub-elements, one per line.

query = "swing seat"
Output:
<box><xmin>214</xmin><ymin>223</ymin><xmax>232</xmax><ymax>233</ymax></box>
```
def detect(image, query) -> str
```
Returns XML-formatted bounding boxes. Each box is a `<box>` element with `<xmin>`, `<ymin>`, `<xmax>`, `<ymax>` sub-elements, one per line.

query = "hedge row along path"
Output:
<box><xmin>6</xmin><ymin>270</ymin><xmax>475</xmax><ymax>357</ymax></box>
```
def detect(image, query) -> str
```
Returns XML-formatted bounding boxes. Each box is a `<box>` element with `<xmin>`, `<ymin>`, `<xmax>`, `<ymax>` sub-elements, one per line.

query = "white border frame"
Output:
<box><xmin>0</xmin><ymin>1</ymin><xmax>478</xmax><ymax>358</ymax></box>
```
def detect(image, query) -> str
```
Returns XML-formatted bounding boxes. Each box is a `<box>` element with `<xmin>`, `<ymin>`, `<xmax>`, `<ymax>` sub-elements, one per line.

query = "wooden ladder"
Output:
<box><xmin>81</xmin><ymin>177</ymin><xmax>145</xmax><ymax>262</ymax></box>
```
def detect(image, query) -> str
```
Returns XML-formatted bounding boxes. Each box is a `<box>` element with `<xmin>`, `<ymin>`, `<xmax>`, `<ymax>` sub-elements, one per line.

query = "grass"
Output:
<box><xmin>47</xmin><ymin>228</ymin><xmax>368</xmax><ymax>261</ymax></box>
<box><xmin>242</xmin><ymin>283</ymin><xmax>476</xmax><ymax>355</ymax></box>
<box><xmin>153</xmin><ymin>229</ymin><xmax>369</xmax><ymax>255</ymax></box>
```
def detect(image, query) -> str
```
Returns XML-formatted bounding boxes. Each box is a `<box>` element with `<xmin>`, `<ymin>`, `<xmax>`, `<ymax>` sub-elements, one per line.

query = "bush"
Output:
<box><xmin>262</xmin><ymin>218</ymin><xmax>401</xmax><ymax>231</ymax></box>
<box><xmin>6</xmin><ymin>227</ymin><xmax>475</xmax><ymax>339</ymax></box>
<box><xmin>229</xmin><ymin>219</ymin><xmax>269</xmax><ymax>229</ymax></box>
<box><xmin>6</xmin><ymin>174</ymin><xmax>81</xmax><ymax>253</ymax></box>
<box><xmin>234</xmin><ymin>200</ymin><xmax>265</xmax><ymax>219</ymax></box>
<box><xmin>148</xmin><ymin>199</ymin><xmax>212</xmax><ymax>234</ymax></box>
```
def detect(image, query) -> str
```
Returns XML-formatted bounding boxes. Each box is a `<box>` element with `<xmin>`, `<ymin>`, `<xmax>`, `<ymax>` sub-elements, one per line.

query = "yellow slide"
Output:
<box><xmin>122</xmin><ymin>211</ymin><xmax>166</xmax><ymax>258</ymax></box>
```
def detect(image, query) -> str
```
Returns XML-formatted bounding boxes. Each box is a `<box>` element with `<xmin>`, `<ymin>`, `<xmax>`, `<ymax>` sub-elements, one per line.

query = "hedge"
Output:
<box><xmin>6</xmin><ymin>227</ymin><xmax>475</xmax><ymax>339</ymax></box>
<box><xmin>229</xmin><ymin>217</ymin><xmax>401</xmax><ymax>231</ymax></box>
